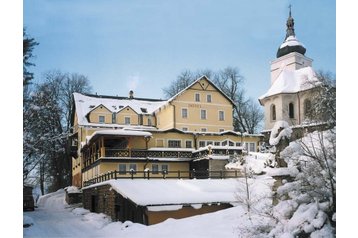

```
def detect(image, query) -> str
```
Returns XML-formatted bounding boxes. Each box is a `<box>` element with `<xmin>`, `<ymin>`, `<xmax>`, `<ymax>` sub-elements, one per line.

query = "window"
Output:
<box><xmin>195</xmin><ymin>93</ymin><xmax>200</xmax><ymax>102</ymax></box>
<box><xmin>168</xmin><ymin>140</ymin><xmax>181</xmax><ymax>148</ymax></box>
<box><xmin>200</xmin><ymin>109</ymin><xmax>207</xmax><ymax>120</ymax></box>
<box><xmin>304</xmin><ymin>99</ymin><xmax>312</xmax><ymax>117</ymax></box>
<box><xmin>289</xmin><ymin>103</ymin><xmax>294</xmax><ymax>119</ymax></box>
<box><xmin>148</xmin><ymin>117</ymin><xmax>152</xmax><ymax>126</ymax></box>
<box><xmin>182</xmin><ymin>127</ymin><xmax>188</xmax><ymax>132</ymax></box>
<box><xmin>214</xmin><ymin>141</ymin><xmax>220</xmax><ymax>146</ymax></box>
<box><xmin>185</xmin><ymin>140</ymin><xmax>192</xmax><ymax>148</ymax></box>
<box><xmin>119</xmin><ymin>164</ymin><xmax>126</xmax><ymax>174</ymax></box>
<box><xmin>229</xmin><ymin>141</ymin><xmax>234</xmax><ymax>146</ymax></box>
<box><xmin>199</xmin><ymin>141</ymin><xmax>206</xmax><ymax>148</ymax></box>
<box><xmin>222</xmin><ymin>140</ymin><xmax>228</xmax><ymax>146</ymax></box>
<box><xmin>201</xmin><ymin>128</ymin><xmax>207</xmax><ymax>132</ymax></box>
<box><xmin>219</xmin><ymin>129</ymin><xmax>225</xmax><ymax>132</ymax></box>
<box><xmin>219</xmin><ymin>111</ymin><xmax>225</xmax><ymax>121</ymax></box>
<box><xmin>125</xmin><ymin>117</ymin><xmax>130</xmax><ymax>125</ymax></box>
<box><xmin>236</xmin><ymin>142</ymin><xmax>242</xmax><ymax>147</ymax></box>
<box><xmin>271</xmin><ymin>104</ymin><xmax>276</xmax><ymax>121</ymax></box>
<box><xmin>99</xmin><ymin>116</ymin><xmax>105</xmax><ymax>123</ymax></box>
<box><xmin>206</xmin><ymin>141</ymin><xmax>213</xmax><ymax>146</ymax></box>
<box><xmin>129</xmin><ymin>164</ymin><xmax>137</xmax><ymax>174</ymax></box>
<box><xmin>112</xmin><ymin>113</ymin><xmax>116</xmax><ymax>123</ymax></box>
<box><xmin>152</xmin><ymin>164</ymin><xmax>159</xmax><ymax>174</ymax></box>
<box><xmin>181</xmin><ymin>108</ymin><xmax>188</xmax><ymax>118</ymax></box>
<box><xmin>207</xmin><ymin>94</ymin><xmax>212</xmax><ymax>103</ymax></box>
<box><xmin>249</xmin><ymin>142</ymin><xmax>256</xmax><ymax>152</ymax></box>
<box><xmin>161</xmin><ymin>164</ymin><xmax>168</xmax><ymax>174</ymax></box>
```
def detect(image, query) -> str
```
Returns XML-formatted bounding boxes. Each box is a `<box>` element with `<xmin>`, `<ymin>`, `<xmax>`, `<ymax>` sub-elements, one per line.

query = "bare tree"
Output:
<box><xmin>23</xmin><ymin>70</ymin><xmax>92</xmax><ymax>193</ymax></box>
<box><xmin>162</xmin><ymin>70</ymin><xmax>195</xmax><ymax>98</ymax></box>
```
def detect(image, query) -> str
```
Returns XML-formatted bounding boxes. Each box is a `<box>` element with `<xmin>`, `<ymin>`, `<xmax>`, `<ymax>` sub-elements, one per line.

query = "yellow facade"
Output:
<box><xmin>71</xmin><ymin>76</ymin><xmax>263</xmax><ymax>187</ymax></box>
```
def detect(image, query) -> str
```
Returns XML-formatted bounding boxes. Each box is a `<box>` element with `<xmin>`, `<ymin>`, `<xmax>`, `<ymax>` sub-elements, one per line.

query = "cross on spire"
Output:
<box><xmin>285</xmin><ymin>4</ymin><xmax>295</xmax><ymax>39</ymax></box>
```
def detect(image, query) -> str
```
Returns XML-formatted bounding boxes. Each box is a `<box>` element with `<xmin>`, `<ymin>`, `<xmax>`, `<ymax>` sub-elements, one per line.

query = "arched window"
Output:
<box><xmin>271</xmin><ymin>104</ymin><xmax>276</xmax><ymax>121</ymax></box>
<box><xmin>289</xmin><ymin>103</ymin><xmax>294</xmax><ymax>119</ymax></box>
<box><xmin>304</xmin><ymin>99</ymin><xmax>312</xmax><ymax>117</ymax></box>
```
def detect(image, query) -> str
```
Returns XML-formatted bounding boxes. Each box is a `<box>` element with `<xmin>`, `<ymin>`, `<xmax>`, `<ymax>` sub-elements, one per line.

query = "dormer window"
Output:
<box><xmin>99</xmin><ymin>116</ymin><xmax>105</xmax><ymax>124</ymax></box>
<box><xmin>140</xmin><ymin>108</ymin><xmax>148</xmax><ymax>113</ymax></box>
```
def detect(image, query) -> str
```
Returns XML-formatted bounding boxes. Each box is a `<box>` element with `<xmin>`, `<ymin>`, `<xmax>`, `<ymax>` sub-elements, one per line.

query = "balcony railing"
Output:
<box><xmin>83</xmin><ymin>169</ymin><xmax>242</xmax><ymax>187</ymax></box>
<box><xmin>104</xmin><ymin>148</ymin><xmax>193</xmax><ymax>159</ymax></box>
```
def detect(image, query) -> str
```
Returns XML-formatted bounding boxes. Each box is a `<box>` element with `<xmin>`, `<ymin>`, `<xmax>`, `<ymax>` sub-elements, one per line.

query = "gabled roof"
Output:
<box><xmin>167</xmin><ymin>75</ymin><xmax>235</xmax><ymax>106</ymax></box>
<box><xmin>73</xmin><ymin>92</ymin><xmax>167</xmax><ymax>126</ymax></box>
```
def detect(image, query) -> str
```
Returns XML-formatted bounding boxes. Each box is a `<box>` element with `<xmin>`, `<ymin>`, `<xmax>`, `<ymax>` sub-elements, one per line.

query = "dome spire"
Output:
<box><xmin>276</xmin><ymin>4</ymin><xmax>306</xmax><ymax>58</ymax></box>
<box><xmin>285</xmin><ymin>4</ymin><xmax>295</xmax><ymax>39</ymax></box>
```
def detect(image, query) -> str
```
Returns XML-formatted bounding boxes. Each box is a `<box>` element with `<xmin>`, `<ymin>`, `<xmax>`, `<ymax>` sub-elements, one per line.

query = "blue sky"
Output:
<box><xmin>23</xmin><ymin>0</ymin><xmax>335</xmax><ymax>101</ymax></box>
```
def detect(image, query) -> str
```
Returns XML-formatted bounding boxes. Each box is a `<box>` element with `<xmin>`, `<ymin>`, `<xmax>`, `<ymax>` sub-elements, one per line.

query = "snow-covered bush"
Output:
<box><xmin>269</xmin><ymin>128</ymin><xmax>336</xmax><ymax>237</ymax></box>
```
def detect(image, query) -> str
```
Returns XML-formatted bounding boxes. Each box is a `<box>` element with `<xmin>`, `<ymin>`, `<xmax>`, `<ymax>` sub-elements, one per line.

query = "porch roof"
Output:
<box><xmin>85</xmin><ymin>129</ymin><xmax>152</xmax><ymax>146</ymax></box>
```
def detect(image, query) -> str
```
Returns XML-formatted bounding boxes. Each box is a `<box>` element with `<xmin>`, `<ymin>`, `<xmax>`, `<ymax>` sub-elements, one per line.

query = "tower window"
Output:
<box><xmin>289</xmin><ymin>103</ymin><xmax>294</xmax><ymax>119</ymax></box>
<box><xmin>304</xmin><ymin>99</ymin><xmax>312</xmax><ymax>117</ymax></box>
<box><xmin>271</xmin><ymin>104</ymin><xmax>276</xmax><ymax>121</ymax></box>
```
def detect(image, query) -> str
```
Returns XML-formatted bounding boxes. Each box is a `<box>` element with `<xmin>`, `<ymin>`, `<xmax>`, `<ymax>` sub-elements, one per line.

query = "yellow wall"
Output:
<box><xmin>116</xmin><ymin>106</ymin><xmax>138</xmax><ymax>125</ymax></box>
<box><xmin>157</xmin><ymin>77</ymin><xmax>234</xmax><ymax>132</ymax></box>
<box><xmin>156</xmin><ymin>104</ymin><xmax>174</xmax><ymax>130</ymax></box>
<box><xmin>89</xmin><ymin>105</ymin><xmax>113</xmax><ymax>124</ymax></box>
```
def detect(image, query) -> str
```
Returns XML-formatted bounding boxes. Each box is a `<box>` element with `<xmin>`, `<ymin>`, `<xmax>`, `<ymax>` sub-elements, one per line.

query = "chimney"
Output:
<box><xmin>129</xmin><ymin>90</ymin><xmax>134</xmax><ymax>99</ymax></box>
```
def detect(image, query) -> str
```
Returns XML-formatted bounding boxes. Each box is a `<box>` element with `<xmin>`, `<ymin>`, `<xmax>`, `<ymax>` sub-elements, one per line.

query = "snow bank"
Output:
<box><xmin>37</xmin><ymin>189</ymin><xmax>67</xmax><ymax>210</ymax></box>
<box><xmin>269</xmin><ymin>121</ymin><xmax>292</xmax><ymax>146</ymax></box>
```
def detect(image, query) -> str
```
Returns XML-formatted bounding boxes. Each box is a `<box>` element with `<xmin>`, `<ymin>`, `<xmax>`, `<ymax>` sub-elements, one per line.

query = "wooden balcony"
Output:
<box><xmin>104</xmin><ymin>148</ymin><xmax>193</xmax><ymax>159</ymax></box>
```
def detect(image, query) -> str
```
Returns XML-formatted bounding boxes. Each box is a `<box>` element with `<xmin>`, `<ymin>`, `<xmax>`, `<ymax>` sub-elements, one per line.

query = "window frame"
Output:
<box><xmin>207</xmin><ymin>94</ymin><xmax>212</xmax><ymax>103</ymax></box>
<box><xmin>219</xmin><ymin>110</ymin><xmax>225</xmax><ymax>121</ymax></box>
<box><xmin>99</xmin><ymin>115</ymin><xmax>105</xmax><ymax>124</ymax></box>
<box><xmin>124</xmin><ymin>116</ymin><xmax>131</xmax><ymax>125</ymax></box>
<box><xmin>200</xmin><ymin>109</ymin><xmax>207</xmax><ymax>120</ymax></box>
<box><xmin>185</xmin><ymin>140</ymin><xmax>193</xmax><ymax>148</ymax></box>
<box><xmin>152</xmin><ymin>164</ymin><xmax>159</xmax><ymax>174</ymax></box>
<box><xmin>195</xmin><ymin>93</ymin><xmax>200</xmax><ymax>102</ymax></box>
<box><xmin>289</xmin><ymin>102</ymin><xmax>294</xmax><ymax>119</ymax></box>
<box><xmin>119</xmin><ymin>164</ymin><xmax>126</xmax><ymax>174</ymax></box>
<box><xmin>181</xmin><ymin>108</ymin><xmax>188</xmax><ymax>119</ymax></box>
<box><xmin>168</xmin><ymin>140</ymin><xmax>181</xmax><ymax>148</ymax></box>
<box><xmin>129</xmin><ymin>164</ymin><xmax>137</xmax><ymax>174</ymax></box>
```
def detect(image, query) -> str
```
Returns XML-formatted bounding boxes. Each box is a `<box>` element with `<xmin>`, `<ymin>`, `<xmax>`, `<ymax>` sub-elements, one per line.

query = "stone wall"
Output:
<box><xmin>83</xmin><ymin>184</ymin><xmax>118</xmax><ymax>220</ymax></box>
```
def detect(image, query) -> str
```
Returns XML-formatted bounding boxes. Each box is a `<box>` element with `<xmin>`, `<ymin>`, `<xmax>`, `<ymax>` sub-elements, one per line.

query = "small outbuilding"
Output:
<box><xmin>82</xmin><ymin>179</ymin><xmax>239</xmax><ymax>225</ymax></box>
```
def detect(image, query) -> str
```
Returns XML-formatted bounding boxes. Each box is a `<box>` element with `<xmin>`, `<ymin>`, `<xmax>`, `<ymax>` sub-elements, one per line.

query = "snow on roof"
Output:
<box><xmin>84</xmin><ymin>179</ymin><xmax>239</xmax><ymax>206</ymax></box>
<box><xmin>279</xmin><ymin>35</ymin><xmax>305</xmax><ymax>49</ymax></box>
<box><xmin>259</xmin><ymin>66</ymin><xmax>320</xmax><ymax>101</ymax></box>
<box><xmin>73</xmin><ymin>93</ymin><xmax>167</xmax><ymax>125</ymax></box>
<box><xmin>167</xmin><ymin>75</ymin><xmax>235</xmax><ymax>106</ymax></box>
<box><xmin>85</xmin><ymin>129</ymin><xmax>152</xmax><ymax>145</ymax></box>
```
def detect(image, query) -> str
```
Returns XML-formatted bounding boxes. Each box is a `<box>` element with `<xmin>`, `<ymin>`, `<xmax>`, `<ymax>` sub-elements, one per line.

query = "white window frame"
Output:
<box><xmin>181</xmin><ymin>108</ymin><xmax>188</xmax><ymax>118</ymax></box>
<box><xmin>249</xmin><ymin>142</ymin><xmax>256</xmax><ymax>152</ymax></box>
<box><xmin>152</xmin><ymin>164</ymin><xmax>159</xmax><ymax>174</ymax></box>
<box><xmin>199</xmin><ymin>141</ymin><xmax>206</xmax><ymax>148</ymax></box>
<box><xmin>207</xmin><ymin>94</ymin><xmax>212</xmax><ymax>103</ymax></box>
<box><xmin>124</xmin><ymin>116</ymin><xmax>131</xmax><ymax>125</ymax></box>
<box><xmin>195</xmin><ymin>93</ymin><xmax>200</xmax><ymax>102</ymax></box>
<box><xmin>200</xmin><ymin>109</ymin><xmax>207</xmax><ymax>120</ymax></box>
<box><xmin>185</xmin><ymin>140</ymin><xmax>193</xmax><ymax>148</ymax></box>
<box><xmin>168</xmin><ymin>140</ymin><xmax>181</xmax><ymax>148</ymax></box>
<box><xmin>182</xmin><ymin>127</ymin><xmax>188</xmax><ymax>132</ymax></box>
<box><xmin>99</xmin><ymin>115</ymin><xmax>105</xmax><ymax>124</ymax></box>
<box><xmin>219</xmin><ymin>110</ymin><xmax>225</xmax><ymax>121</ymax></box>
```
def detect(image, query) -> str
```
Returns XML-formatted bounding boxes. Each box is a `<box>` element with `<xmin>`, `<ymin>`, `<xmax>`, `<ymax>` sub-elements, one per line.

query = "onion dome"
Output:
<box><xmin>276</xmin><ymin>6</ymin><xmax>306</xmax><ymax>58</ymax></box>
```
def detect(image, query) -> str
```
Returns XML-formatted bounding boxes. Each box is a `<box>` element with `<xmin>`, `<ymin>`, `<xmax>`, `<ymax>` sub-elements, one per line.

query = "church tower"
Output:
<box><xmin>259</xmin><ymin>6</ymin><xmax>319</xmax><ymax>131</ymax></box>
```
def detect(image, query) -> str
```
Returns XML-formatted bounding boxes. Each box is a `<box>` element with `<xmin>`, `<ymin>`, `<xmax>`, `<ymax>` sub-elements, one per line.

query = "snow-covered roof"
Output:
<box><xmin>279</xmin><ymin>35</ymin><xmax>305</xmax><ymax>49</ymax></box>
<box><xmin>84</xmin><ymin>179</ymin><xmax>238</xmax><ymax>206</ymax></box>
<box><xmin>167</xmin><ymin>75</ymin><xmax>235</xmax><ymax>106</ymax></box>
<box><xmin>259</xmin><ymin>66</ymin><xmax>320</xmax><ymax>101</ymax></box>
<box><xmin>85</xmin><ymin>129</ymin><xmax>152</xmax><ymax>145</ymax></box>
<box><xmin>73</xmin><ymin>93</ymin><xmax>167</xmax><ymax>125</ymax></box>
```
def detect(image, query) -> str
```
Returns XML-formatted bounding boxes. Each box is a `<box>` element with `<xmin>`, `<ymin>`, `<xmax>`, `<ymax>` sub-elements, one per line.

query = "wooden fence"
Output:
<box><xmin>83</xmin><ymin>169</ymin><xmax>242</xmax><ymax>186</ymax></box>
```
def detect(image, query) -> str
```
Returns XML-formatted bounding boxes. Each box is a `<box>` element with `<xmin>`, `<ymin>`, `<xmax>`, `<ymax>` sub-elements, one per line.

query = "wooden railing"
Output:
<box><xmin>83</xmin><ymin>169</ymin><xmax>242</xmax><ymax>187</ymax></box>
<box><xmin>104</xmin><ymin>148</ymin><xmax>193</xmax><ymax>159</ymax></box>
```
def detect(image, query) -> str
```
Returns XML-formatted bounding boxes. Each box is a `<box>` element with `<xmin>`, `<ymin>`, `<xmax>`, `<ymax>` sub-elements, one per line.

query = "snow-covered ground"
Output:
<box><xmin>24</xmin><ymin>176</ymin><xmax>274</xmax><ymax>238</ymax></box>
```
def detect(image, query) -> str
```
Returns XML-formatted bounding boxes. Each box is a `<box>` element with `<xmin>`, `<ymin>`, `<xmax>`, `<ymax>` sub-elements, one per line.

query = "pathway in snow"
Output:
<box><xmin>23</xmin><ymin>189</ymin><xmax>107</xmax><ymax>238</ymax></box>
